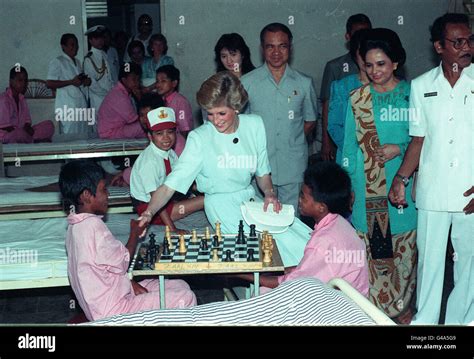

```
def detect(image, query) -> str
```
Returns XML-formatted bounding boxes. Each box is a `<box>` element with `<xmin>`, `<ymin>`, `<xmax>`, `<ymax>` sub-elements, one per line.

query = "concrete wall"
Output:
<box><xmin>161</xmin><ymin>0</ymin><xmax>450</xmax><ymax>122</ymax></box>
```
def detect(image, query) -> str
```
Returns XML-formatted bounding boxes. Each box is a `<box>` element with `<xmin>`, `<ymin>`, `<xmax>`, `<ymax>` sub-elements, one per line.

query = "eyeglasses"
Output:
<box><xmin>444</xmin><ymin>35</ymin><xmax>474</xmax><ymax>49</ymax></box>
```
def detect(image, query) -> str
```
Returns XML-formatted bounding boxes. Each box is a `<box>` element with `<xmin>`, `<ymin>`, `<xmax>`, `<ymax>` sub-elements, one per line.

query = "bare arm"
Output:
<box><xmin>320</xmin><ymin>100</ymin><xmax>335</xmax><ymax>161</ymax></box>
<box><xmin>138</xmin><ymin>184</ymin><xmax>175</xmax><ymax>226</ymax></box>
<box><xmin>46</xmin><ymin>77</ymin><xmax>81</xmax><ymax>90</ymax></box>
<box><xmin>388</xmin><ymin>136</ymin><xmax>424</xmax><ymax>206</ymax></box>
<box><xmin>256</xmin><ymin>174</ymin><xmax>281</xmax><ymax>212</ymax></box>
<box><xmin>304</xmin><ymin>121</ymin><xmax>316</xmax><ymax>137</ymax></box>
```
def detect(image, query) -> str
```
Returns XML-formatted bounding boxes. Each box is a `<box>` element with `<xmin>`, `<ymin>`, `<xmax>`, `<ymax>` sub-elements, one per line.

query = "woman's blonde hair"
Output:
<box><xmin>196</xmin><ymin>71</ymin><xmax>248</xmax><ymax>111</ymax></box>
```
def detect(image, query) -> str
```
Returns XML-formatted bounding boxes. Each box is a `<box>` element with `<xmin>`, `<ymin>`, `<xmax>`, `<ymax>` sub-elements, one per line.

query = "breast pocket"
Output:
<box><xmin>287</xmin><ymin>91</ymin><xmax>304</xmax><ymax>121</ymax></box>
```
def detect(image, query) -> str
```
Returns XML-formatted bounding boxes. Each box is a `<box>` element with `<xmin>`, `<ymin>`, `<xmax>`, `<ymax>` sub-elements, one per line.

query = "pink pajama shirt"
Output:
<box><xmin>66</xmin><ymin>213</ymin><xmax>196</xmax><ymax>321</ymax></box>
<box><xmin>0</xmin><ymin>88</ymin><xmax>54</xmax><ymax>143</ymax></box>
<box><xmin>276</xmin><ymin>213</ymin><xmax>370</xmax><ymax>296</ymax></box>
<box><xmin>97</xmin><ymin>82</ymin><xmax>145</xmax><ymax>139</ymax></box>
<box><xmin>164</xmin><ymin>91</ymin><xmax>193</xmax><ymax>155</ymax></box>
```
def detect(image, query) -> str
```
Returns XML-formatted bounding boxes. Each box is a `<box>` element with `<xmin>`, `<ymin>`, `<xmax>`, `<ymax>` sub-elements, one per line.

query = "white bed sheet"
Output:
<box><xmin>0</xmin><ymin>211</ymin><xmax>211</xmax><ymax>287</ymax></box>
<box><xmin>0</xmin><ymin>176</ymin><xmax>130</xmax><ymax>207</ymax></box>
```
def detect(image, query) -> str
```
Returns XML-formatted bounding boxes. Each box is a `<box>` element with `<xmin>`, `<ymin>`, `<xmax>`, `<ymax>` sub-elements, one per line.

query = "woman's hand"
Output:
<box><xmin>375</xmin><ymin>144</ymin><xmax>400</xmax><ymax>165</ymax></box>
<box><xmin>263</xmin><ymin>190</ymin><xmax>281</xmax><ymax>213</ymax></box>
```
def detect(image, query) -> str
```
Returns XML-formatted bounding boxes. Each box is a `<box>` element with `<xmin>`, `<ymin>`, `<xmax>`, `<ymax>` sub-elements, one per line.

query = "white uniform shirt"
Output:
<box><xmin>83</xmin><ymin>47</ymin><xmax>114</xmax><ymax>101</ymax></box>
<box><xmin>130</xmin><ymin>143</ymin><xmax>178</xmax><ymax>203</ymax></box>
<box><xmin>409</xmin><ymin>63</ymin><xmax>473</xmax><ymax>212</ymax></box>
<box><xmin>47</xmin><ymin>54</ymin><xmax>88</xmax><ymax>135</ymax></box>
<box><xmin>106</xmin><ymin>47</ymin><xmax>120</xmax><ymax>84</ymax></box>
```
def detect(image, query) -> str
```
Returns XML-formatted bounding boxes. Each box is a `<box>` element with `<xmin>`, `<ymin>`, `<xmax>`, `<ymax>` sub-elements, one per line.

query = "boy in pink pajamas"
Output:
<box><xmin>98</xmin><ymin>62</ymin><xmax>146</xmax><ymax>139</ymax></box>
<box><xmin>59</xmin><ymin>160</ymin><xmax>196</xmax><ymax>321</ymax></box>
<box><xmin>237</xmin><ymin>162</ymin><xmax>369</xmax><ymax>296</ymax></box>
<box><xmin>0</xmin><ymin>66</ymin><xmax>54</xmax><ymax>143</ymax></box>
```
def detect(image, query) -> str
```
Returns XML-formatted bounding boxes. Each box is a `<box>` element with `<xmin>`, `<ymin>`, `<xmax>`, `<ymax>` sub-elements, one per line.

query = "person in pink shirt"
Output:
<box><xmin>155</xmin><ymin>65</ymin><xmax>193</xmax><ymax>155</ymax></box>
<box><xmin>0</xmin><ymin>66</ymin><xmax>54</xmax><ymax>143</ymax></box>
<box><xmin>98</xmin><ymin>62</ymin><xmax>145</xmax><ymax>139</ymax></box>
<box><xmin>59</xmin><ymin>160</ymin><xmax>196</xmax><ymax>321</ymax></box>
<box><xmin>238</xmin><ymin>162</ymin><xmax>369</xmax><ymax>297</ymax></box>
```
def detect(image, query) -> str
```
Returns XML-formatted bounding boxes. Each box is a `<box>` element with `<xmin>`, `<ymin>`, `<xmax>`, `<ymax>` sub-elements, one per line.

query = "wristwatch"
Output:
<box><xmin>395</xmin><ymin>174</ymin><xmax>410</xmax><ymax>187</ymax></box>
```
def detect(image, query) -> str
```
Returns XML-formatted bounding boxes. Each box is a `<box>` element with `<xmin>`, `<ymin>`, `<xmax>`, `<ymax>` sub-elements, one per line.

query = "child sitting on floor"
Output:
<box><xmin>59</xmin><ymin>160</ymin><xmax>196</xmax><ymax>321</ymax></box>
<box><xmin>155</xmin><ymin>65</ymin><xmax>193</xmax><ymax>155</ymax></box>
<box><xmin>238</xmin><ymin>161</ymin><xmax>369</xmax><ymax>296</ymax></box>
<box><xmin>130</xmin><ymin>107</ymin><xmax>204</xmax><ymax>233</ymax></box>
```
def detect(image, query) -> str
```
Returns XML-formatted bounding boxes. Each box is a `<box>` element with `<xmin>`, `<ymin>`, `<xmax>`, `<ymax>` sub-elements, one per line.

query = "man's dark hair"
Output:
<box><xmin>260</xmin><ymin>23</ymin><xmax>293</xmax><ymax>45</ymax></box>
<box><xmin>303</xmin><ymin>162</ymin><xmax>352</xmax><ymax>216</ymax></box>
<box><xmin>430</xmin><ymin>13</ymin><xmax>470</xmax><ymax>45</ymax></box>
<box><xmin>60</xmin><ymin>33</ymin><xmax>78</xmax><ymax>46</ymax></box>
<box><xmin>137</xmin><ymin>93</ymin><xmax>165</xmax><ymax>111</ymax></box>
<box><xmin>346</xmin><ymin>13</ymin><xmax>372</xmax><ymax>34</ymax></box>
<box><xmin>349</xmin><ymin>28</ymin><xmax>372</xmax><ymax>63</ymax></box>
<box><xmin>119</xmin><ymin>62</ymin><xmax>142</xmax><ymax>80</ymax></box>
<box><xmin>9</xmin><ymin>66</ymin><xmax>28</xmax><ymax>80</ymax></box>
<box><xmin>59</xmin><ymin>160</ymin><xmax>105</xmax><ymax>209</ymax></box>
<box><xmin>156</xmin><ymin>64</ymin><xmax>180</xmax><ymax>88</ymax></box>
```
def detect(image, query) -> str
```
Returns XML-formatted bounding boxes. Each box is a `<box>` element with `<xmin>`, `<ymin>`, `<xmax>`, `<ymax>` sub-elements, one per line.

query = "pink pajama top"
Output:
<box><xmin>0</xmin><ymin>88</ymin><xmax>31</xmax><ymax>141</ymax></box>
<box><xmin>278</xmin><ymin>213</ymin><xmax>369</xmax><ymax>296</ymax></box>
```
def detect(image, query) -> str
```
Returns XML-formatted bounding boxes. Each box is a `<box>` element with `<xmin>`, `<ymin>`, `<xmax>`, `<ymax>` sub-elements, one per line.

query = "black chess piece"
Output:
<box><xmin>200</xmin><ymin>238</ymin><xmax>208</xmax><ymax>251</ymax></box>
<box><xmin>212</xmin><ymin>235</ymin><xmax>219</xmax><ymax>248</ymax></box>
<box><xmin>224</xmin><ymin>249</ymin><xmax>233</xmax><ymax>262</ymax></box>
<box><xmin>249</xmin><ymin>224</ymin><xmax>256</xmax><ymax>238</ymax></box>
<box><xmin>236</xmin><ymin>220</ymin><xmax>246</xmax><ymax>245</ymax></box>
<box><xmin>162</xmin><ymin>241</ymin><xmax>170</xmax><ymax>256</ymax></box>
<box><xmin>247</xmin><ymin>248</ymin><xmax>255</xmax><ymax>261</ymax></box>
<box><xmin>136</xmin><ymin>254</ymin><xmax>144</xmax><ymax>269</ymax></box>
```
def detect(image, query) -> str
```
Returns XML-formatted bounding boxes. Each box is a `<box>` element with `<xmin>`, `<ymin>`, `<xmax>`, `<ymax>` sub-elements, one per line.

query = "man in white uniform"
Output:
<box><xmin>47</xmin><ymin>33</ymin><xmax>90</xmax><ymax>137</ymax></box>
<box><xmin>83</xmin><ymin>25</ymin><xmax>114</xmax><ymax>136</ymax></box>
<box><xmin>389</xmin><ymin>13</ymin><xmax>474</xmax><ymax>324</ymax></box>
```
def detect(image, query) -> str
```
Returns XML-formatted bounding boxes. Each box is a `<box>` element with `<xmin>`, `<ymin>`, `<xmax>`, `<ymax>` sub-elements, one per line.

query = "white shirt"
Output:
<box><xmin>47</xmin><ymin>54</ymin><xmax>89</xmax><ymax>135</ymax></box>
<box><xmin>130</xmin><ymin>143</ymin><xmax>178</xmax><ymax>203</ymax></box>
<box><xmin>106</xmin><ymin>47</ymin><xmax>120</xmax><ymax>84</ymax></box>
<box><xmin>83</xmin><ymin>47</ymin><xmax>114</xmax><ymax>98</ymax></box>
<box><xmin>409</xmin><ymin>63</ymin><xmax>473</xmax><ymax>212</ymax></box>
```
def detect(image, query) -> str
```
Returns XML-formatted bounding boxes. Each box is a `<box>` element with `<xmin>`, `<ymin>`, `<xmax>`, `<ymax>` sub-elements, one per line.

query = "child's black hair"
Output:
<box><xmin>59</xmin><ymin>160</ymin><xmax>105</xmax><ymax>211</ymax></box>
<box><xmin>137</xmin><ymin>93</ymin><xmax>165</xmax><ymax>111</ymax></box>
<box><xmin>9</xmin><ymin>66</ymin><xmax>28</xmax><ymax>80</ymax></box>
<box><xmin>156</xmin><ymin>64</ymin><xmax>180</xmax><ymax>84</ymax></box>
<box><xmin>303</xmin><ymin>162</ymin><xmax>352</xmax><ymax>216</ymax></box>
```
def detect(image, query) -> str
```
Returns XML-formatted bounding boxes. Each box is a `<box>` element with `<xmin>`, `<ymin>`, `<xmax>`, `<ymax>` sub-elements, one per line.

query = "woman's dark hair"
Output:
<box><xmin>127</xmin><ymin>40</ymin><xmax>145</xmax><ymax>58</ymax></box>
<box><xmin>119</xmin><ymin>62</ymin><xmax>142</xmax><ymax>80</ymax></box>
<box><xmin>60</xmin><ymin>33</ymin><xmax>78</xmax><ymax>46</ymax></box>
<box><xmin>349</xmin><ymin>28</ymin><xmax>372</xmax><ymax>64</ymax></box>
<box><xmin>147</xmin><ymin>33</ymin><xmax>168</xmax><ymax>56</ymax></box>
<box><xmin>137</xmin><ymin>93</ymin><xmax>165</xmax><ymax>111</ymax></box>
<box><xmin>303</xmin><ymin>162</ymin><xmax>352</xmax><ymax>216</ymax></box>
<box><xmin>430</xmin><ymin>13</ymin><xmax>470</xmax><ymax>45</ymax></box>
<box><xmin>360</xmin><ymin>28</ymin><xmax>406</xmax><ymax>67</ymax></box>
<box><xmin>59</xmin><ymin>160</ymin><xmax>105</xmax><ymax>210</ymax></box>
<box><xmin>214</xmin><ymin>33</ymin><xmax>255</xmax><ymax>74</ymax></box>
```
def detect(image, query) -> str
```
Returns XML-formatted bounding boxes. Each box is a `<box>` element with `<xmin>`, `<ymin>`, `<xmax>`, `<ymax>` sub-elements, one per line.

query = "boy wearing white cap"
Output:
<box><xmin>130</xmin><ymin>107</ymin><xmax>203</xmax><ymax>232</ymax></box>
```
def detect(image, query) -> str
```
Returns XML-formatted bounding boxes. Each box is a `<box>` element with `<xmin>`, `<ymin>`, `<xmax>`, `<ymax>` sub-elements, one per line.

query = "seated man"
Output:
<box><xmin>98</xmin><ymin>62</ymin><xmax>145</xmax><ymax>139</ymax></box>
<box><xmin>0</xmin><ymin>66</ymin><xmax>54</xmax><ymax>144</ymax></box>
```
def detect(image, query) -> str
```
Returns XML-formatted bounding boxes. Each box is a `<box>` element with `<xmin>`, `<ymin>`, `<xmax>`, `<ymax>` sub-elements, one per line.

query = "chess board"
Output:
<box><xmin>137</xmin><ymin>233</ymin><xmax>264</xmax><ymax>271</ymax></box>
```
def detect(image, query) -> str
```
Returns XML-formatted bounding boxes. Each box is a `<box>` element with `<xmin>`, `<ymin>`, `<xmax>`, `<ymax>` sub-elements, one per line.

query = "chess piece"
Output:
<box><xmin>247</xmin><ymin>248</ymin><xmax>255</xmax><ymax>262</ymax></box>
<box><xmin>165</xmin><ymin>225</ymin><xmax>173</xmax><ymax>249</ymax></box>
<box><xmin>212</xmin><ymin>248</ymin><xmax>219</xmax><ymax>262</ymax></box>
<box><xmin>136</xmin><ymin>254</ymin><xmax>144</xmax><ymax>270</ymax></box>
<box><xmin>192</xmin><ymin>229</ymin><xmax>198</xmax><ymax>243</ymax></box>
<box><xmin>162</xmin><ymin>240</ymin><xmax>170</xmax><ymax>256</ymax></box>
<box><xmin>215</xmin><ymin>222</ymin><xmax>222</xmax><ymax>241</ymax></box>
<box><xmin>236</xmin><ymin>220</ymin><xmax>246</xmax><ymax>245</ymax></box>
<box><xmin>212</xmin><ymin>235</ymin><xmax>219</xmax><ymax>248</ymax></box>
<box><xmin>179</xmin><ymin>234</ymin><xmax>186</xmax><ymax>254</ymax></box>
<box><xmin>249</xmin><ymin>224</ymin><xmax>256</xmax><ymax>238</ymax></box>
<box><xmin>263</xmin><ymin>248</ymin><xmax>272</xmax><ymax>264</ymax></box>
<box><xmin>205</xmin><ymin>227</ymin><xmax>211</xmax><ymax>240</ymax></box>
<box><xmin>224</xmin><ymin>249</ymin><xmax>232</xmax><ymax>262</ymax></box>
<box><xmin>200</xmin><ymin>238</ymin><xmax>208</xmax><ymax>251</ymax></box>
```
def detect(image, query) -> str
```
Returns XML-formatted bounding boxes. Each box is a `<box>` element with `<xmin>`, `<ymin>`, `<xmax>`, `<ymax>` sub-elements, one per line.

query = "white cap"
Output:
<box><xmin>85</xmin><ymin>25</ymin><xmax>106</xmax><ymax>36</ymax></box>
<box><xmin>146</xmin><ymin>107</ymin><xmax>176</xmax><ymax>131</ymax></box>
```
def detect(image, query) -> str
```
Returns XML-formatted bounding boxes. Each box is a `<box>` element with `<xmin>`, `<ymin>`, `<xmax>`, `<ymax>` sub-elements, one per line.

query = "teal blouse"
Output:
<box><xmin>342</xmin><ymin>81</ymin><xmax>417</xmax><ymax>234</ymax></box>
